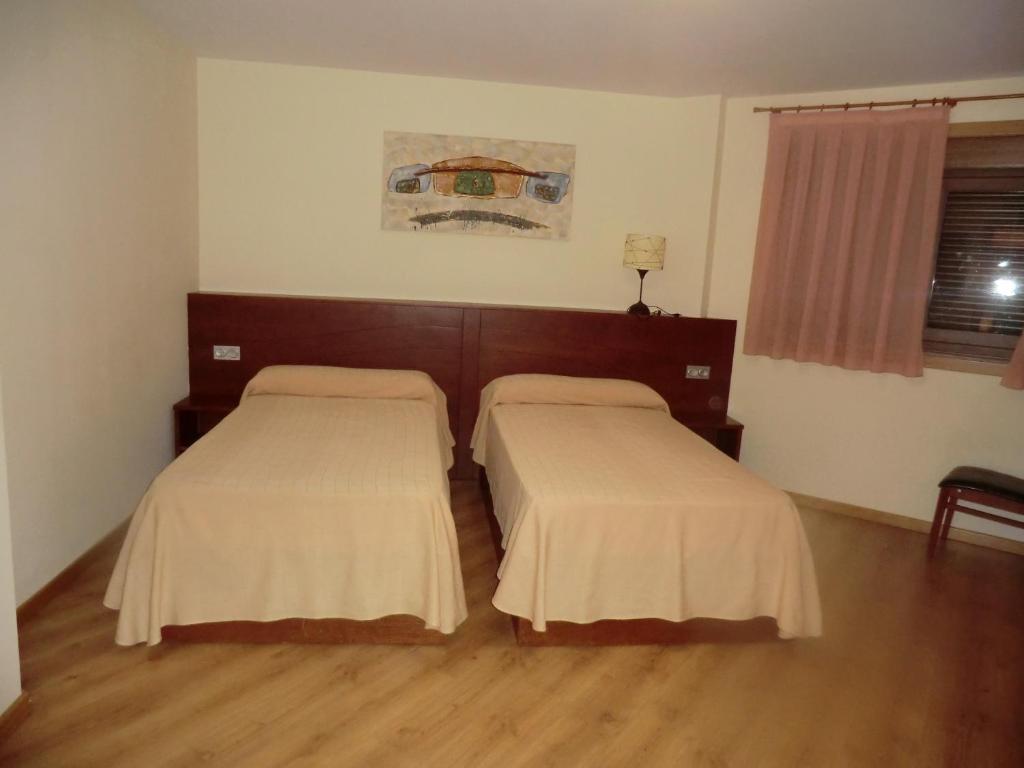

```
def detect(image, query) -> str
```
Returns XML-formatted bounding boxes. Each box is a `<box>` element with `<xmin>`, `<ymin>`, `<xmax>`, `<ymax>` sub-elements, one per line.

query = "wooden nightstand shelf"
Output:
<box><xmin>173</xmin><ymin>396</ymin><xmax>236</xmax><ymax>455</ymax></box>
<box><xmin>683</xmin><ymin>416</ymin><xmax>744</xmax><ymax>460</ymax></box>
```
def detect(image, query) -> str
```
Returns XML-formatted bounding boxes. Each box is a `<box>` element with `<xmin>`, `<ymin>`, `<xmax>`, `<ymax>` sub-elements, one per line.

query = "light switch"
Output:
<box><xmin>686</xmin><ymin>365</ymin><xmax>711</xmax><ymax>380</ymax></box>
<box><xmin>213</xmin><ymin>345</ymin><xmax>240</xmax><ymax>361</ymax></box>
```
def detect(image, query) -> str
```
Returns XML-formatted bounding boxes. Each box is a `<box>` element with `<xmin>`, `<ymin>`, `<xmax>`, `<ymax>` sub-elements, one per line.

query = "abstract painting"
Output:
<box><xmin>381</xmin><ymin>131</ymin><xmax>575</xmax><ymax>240</ymax></box>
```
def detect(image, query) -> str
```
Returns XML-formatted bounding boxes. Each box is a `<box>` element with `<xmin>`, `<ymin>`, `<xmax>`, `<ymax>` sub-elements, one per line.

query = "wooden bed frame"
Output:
<box><xmin>162</xmin><ymin>616</ymin><xmax>445</xmax><ymax>645</ymax></box>
<box><xmin>172</xmin><ymin>292</ymin><xmax>741</xmax><ymax>645</ymax></box>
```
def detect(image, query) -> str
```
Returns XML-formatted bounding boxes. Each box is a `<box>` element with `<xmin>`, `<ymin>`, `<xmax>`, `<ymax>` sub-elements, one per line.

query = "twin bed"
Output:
<box><xmin>473</xmin><ymin>374</ymin><xmax>820</xmax><ymax>644</ymax></box>
<box><xmin>104</xmin><ymin>366</ymin><xmax>466</xmax><ymax>645</ymax></box>
<box><xmin>105</xmin><ymin>362</ymin><xmax>821</xmax><ymax>647</ymax></box>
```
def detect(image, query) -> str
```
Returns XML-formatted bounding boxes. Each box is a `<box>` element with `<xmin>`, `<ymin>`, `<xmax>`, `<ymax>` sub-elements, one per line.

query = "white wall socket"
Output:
<box><xmin>685</xmin><ymin>365</ymin><xmax>711</xmax><ymax>380</ymax></box>
<box><xmin>213</xmin><ymin>345</ymin><xmax>241</xmax><ymax>361</ymax></box>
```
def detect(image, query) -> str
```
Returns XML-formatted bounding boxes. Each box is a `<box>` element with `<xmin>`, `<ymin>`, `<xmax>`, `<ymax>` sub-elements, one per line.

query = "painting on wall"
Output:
<box><xmin>381</xmin><ymin>131</ymin><xmax>576</xmax><ymax>240</ymax></box>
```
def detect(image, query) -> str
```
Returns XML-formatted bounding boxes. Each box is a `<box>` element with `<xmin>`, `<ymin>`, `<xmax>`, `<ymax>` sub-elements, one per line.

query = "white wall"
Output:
<box><xmin>197</xmin><ymin>59</ymin><xmax>722</xmax><ymax>315</ymax></box>
<box><xmin>0</xmin><ymin>376</ymin><xmax>23</xmax><ymax>712</ymax></box>
<box><xmin>0</xmin><ymin>0</ymin><xmax>199</xmax><ymax>601</ymax></box>
<box><xmin>710</xmin><ymin>76</ymin><xmax>1024</xmax><ymax>539</ymax></box>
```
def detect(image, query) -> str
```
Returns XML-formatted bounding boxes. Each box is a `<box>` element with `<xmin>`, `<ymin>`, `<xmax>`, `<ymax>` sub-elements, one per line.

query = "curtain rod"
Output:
<box><xmin>752</xmin><ymin>91</ymin><xmax>1024</xmax><ymax>114</ymax></box>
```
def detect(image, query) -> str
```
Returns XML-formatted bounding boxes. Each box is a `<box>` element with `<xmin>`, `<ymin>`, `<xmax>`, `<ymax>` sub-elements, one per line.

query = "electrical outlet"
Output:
<box><xmin>213</xmin><ymin>345</ymin><xmax>240</xmax><ymax>361</ymax></box>
<box><xmin>686</xmin><ymin>365</ymin><xmax>711</xmax><ymax>380</ymax></box>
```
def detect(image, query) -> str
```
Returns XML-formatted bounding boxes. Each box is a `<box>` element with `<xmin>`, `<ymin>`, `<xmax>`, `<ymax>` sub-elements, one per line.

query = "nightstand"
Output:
<box><xmin>683</xmin><ymin>416</ymin><xmax>744</xmax><ymax>461</ymax></box>
<box><xmin>173</xmin><ymin>396</ymin><xmax>236</xmax><ymax>455</ymax></box>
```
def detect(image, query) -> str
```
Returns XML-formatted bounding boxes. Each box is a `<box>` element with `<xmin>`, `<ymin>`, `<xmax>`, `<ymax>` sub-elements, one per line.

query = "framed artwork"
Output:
<box><xmin>381</xmin><ymin>131</ymin><xmax>575</xmax><ymax>240</ymax></box>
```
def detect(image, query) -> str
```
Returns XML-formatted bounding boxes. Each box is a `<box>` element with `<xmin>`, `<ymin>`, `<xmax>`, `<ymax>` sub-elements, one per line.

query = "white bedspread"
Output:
<box><xmin>105</xmin><ymin>368</ymin><xmax>467</xmax><ymax>645</ymax></box>
<box><xmin>479</xmin><ymin>402</ymin><xmax>822</xmax><ymax>638</ymax></box>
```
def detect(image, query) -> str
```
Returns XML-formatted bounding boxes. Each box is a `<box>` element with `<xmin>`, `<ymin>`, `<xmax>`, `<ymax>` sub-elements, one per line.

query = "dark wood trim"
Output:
<box><xmin>941</xmin><ymin>170</ymin><xmax>1024</xmax><ymax>185</ymax></box>
<box><xmin>923</xmin><ymin>329</ymin><xmax>1018</xmax><ymax>350</ymax></box>
<box><xmin>17</xmin><ymin>521</ymin><xmax>129</xmax><ymax>628</ymax></box>
<box><xmin>480</xmin><ymin>470</ymin><xmax>776</xmax><ymax>646</ymax></box>
<box><xmin>949</xmin><ymin>120</ymin><xmax>1024</xmax><ymax>139</ymax></box>
<box><xmin>943</xmin><ymin>167</ymin><xmax>1024</xmax><ymax>179</ymax></box>
<box><xmin>922</xmin><ymin>354</ymin><xmax>1008</xmax><ymax>377</ymax></box>
<box><xmin>161</xmin><ymin>616</ymin><xmax>445</xmax><ymax>645</ymax></box>
<box><xmin>173</xmin><ymin>395</ymin><xmax>238</xmax><ymax>411</ymax></box>
<box><xmin>945</xmin><ymin>133</ymin><xmax>1024</xmax><ymax>170</ymax></box>
<box><xmin>186</xmin><ymin>290</ymin><xmax>654</xmax><ymax>313</ymax></box>
<box><xmin>173</xmin><ymin>396</ymin><xmax>236</xmax><ymax>455</ymax></box>
<box><xmin>922</xmin><ymin>328</ymin><xmax>1017</xmax><ymax>364</ymax></box>
<box><xmin>456</xmin><ymin>309</ymin><xmax>482</xmax><ymax>478</ymax></box>
<box><xmin>685</xmin><ymin>416</ymin><xmax>744</xmax><ymax>460</ymax></box>
<box><xmin>0</xmin><ymin>692</ymin><xmax>30</xmax><ymax>746</ymax></box>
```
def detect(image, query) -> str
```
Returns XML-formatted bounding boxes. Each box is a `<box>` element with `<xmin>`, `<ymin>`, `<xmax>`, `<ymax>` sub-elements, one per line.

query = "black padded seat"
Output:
<box><xmin>938</xmin><ymin>466</ymin><xmax>1024</xmax><ymax>504</ymax></box>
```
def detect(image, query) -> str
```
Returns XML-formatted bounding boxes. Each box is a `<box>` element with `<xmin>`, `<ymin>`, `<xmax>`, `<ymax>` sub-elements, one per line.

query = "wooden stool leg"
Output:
<box><xmin>928</xmin><ymin>490</ymin><xmax>949</xmax><ymax>556</ymax></box>
<box><xmin>940</xmin><ymin>493</ymin><xmax>956</xmax><ymax>542</ymax></box>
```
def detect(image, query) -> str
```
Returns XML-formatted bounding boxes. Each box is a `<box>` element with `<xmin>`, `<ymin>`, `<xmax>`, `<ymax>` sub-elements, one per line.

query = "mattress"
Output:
<box><xmin>104</xmin><ymin>367</ymin><xmax>467</xmax><ymax>645</ymax></box>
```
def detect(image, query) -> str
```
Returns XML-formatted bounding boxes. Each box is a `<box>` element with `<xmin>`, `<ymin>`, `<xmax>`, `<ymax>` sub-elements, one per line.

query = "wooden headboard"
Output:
<box><xmin>187</xmin><ymin>292</ymin><xmax>737</xmax><ymax>478</ymax></box>
<box><xmin>187</xmin><ymin>293</ymin><xmax>465</xmax><ymax>430</ymax></box>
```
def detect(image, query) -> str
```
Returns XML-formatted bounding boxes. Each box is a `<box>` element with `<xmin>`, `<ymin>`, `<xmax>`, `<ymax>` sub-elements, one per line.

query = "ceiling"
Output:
<box><xmin>133</xmin><ymin>0</ymin><xmax>1024</xmax><ymax>98</ymax></box>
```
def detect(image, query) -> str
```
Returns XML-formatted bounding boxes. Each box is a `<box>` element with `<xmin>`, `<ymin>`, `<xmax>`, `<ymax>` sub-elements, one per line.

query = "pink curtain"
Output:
<box><xmin>744</xmin><ymin>106</ymin><xmax>950</xmax><ymax>376</ymax></box>
<box><xmin>1002</xmin><ymin>337</ymin><xmax>1024</xmax><ymax>389</ymax></box>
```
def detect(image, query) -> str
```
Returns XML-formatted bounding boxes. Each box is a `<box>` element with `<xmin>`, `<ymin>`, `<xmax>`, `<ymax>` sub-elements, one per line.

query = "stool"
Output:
<box><xmin>929</xmin><ymin>466</ymin><xmax>1024</xmax><ymax>555</ymax></box>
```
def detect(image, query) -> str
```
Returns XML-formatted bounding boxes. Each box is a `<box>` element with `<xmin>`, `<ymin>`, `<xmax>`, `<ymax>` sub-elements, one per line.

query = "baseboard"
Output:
<box><xmin>16</xmin><ymin>520</ymin><xmax>129</xmax><ymax>628</ymax></box>
<box><xmin>788</xmin><ymin>492</ymin><xmax>1024</xmax><ymax>557</ymax></box>
<box><xmin>0</xmin><ymin>691</ymin><xmax>30</xmax><ymax>745</ymax></box>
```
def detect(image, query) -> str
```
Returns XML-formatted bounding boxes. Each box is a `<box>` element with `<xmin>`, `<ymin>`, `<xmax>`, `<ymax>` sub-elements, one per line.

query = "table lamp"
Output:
<box><xmin>623</xmin><ymin>234</ymin><xmax>666</xmax><ymax>315</ymax></box>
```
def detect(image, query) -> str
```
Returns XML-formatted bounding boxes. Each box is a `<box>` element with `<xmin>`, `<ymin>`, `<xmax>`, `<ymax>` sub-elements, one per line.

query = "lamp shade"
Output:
<box><xmin>623</xmin><ymin>234</ymin><xmax>666</xmax><ymax>271</ymax></box>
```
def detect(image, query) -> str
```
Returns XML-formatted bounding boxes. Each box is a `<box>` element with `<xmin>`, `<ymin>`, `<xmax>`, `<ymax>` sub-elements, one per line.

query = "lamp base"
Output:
<box><xmin>626</xmin><ymin>301</ymin><xmax>651</xmax><ymax>316</ymax></box>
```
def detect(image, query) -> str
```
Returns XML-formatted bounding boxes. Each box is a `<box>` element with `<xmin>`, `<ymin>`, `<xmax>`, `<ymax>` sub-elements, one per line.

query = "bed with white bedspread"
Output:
<box><xmin>471</xmin><ymin>374</ymin><xmax>821</xmax><ymax>639</ymax></box>
<box><xmin>105</xmin><ymin>365</ymin><xmax>467</xmax><ymax>646</ymax></box>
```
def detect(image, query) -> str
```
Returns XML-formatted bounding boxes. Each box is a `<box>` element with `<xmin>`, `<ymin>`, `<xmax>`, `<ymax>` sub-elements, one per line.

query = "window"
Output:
<box><xmin>924</xmin><ymin>127</ymin><xmax>1024</xmax><ymax>364</ymax></box>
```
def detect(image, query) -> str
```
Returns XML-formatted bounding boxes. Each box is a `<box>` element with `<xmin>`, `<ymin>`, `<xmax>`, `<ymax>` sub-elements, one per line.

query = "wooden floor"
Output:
<box><xmin>2</xmin><ymin>481</ymin><xmax>1022</xmax><ymax>767</ymax></box>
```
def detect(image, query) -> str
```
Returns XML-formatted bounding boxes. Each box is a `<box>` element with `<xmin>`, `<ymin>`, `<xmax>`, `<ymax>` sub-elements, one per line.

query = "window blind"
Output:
<box><xmin>926</xmin><ymin>189</ymin><xmax>1024</xmax><ymax>338</ymax></box>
